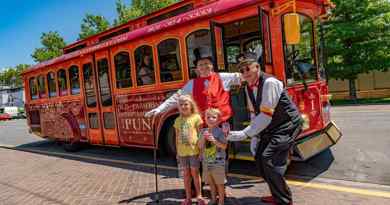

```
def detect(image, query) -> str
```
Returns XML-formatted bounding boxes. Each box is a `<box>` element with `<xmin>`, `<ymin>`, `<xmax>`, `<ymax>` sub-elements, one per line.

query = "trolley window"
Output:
<box><xmin>83</xmin><ymin>63</ymin><xmax>97</xmax><ymax>107</ymax></box>
<box><xmin>135</xmin><ymin>45</ymin><xmax>155</xmax><ymax>86</ymax></box>
<box><xmin>283</xmin><ymin>14</ymin><xmax>317</xmax><ymax>85</ymax></box>
<box><xmin>57</xmin><ymin>69</ymin><xmax>68</xmax><ymax>96</ymax></box>
<box><xmin>114</xmin><ymin>52</ymin><xmax>132</xmax><ymax>88</ymax></box>
<box><xmin>69</xmin><ymin>65</ymin><xmax>81</xmax><ymax>95</ymax></box>
<box><xmin>88</xmin><ymin>113</ymin><xmax>99</xmax><ymax>129</ymax></box>
<box><xmin>47</xmin><ymin>72</ymin><xmax>57</xmax><ymax>97</ymax></box>
<box><xmin>97</xmin><ymin>58</ymin><xmax>113</xmax><ymax>106</ymax></box>
<box><xmin>29</xmin><ymin>77</ymin><xmax>38</xmax><ymax>100</ymax></box>
<box><xmin>37</xmin><ymin>75</ymin><xmax>46</xmax><ymax>98</ymax></box>
<box><xmin>186</xmin><ymin>29</ymin><xmax>212</xmax><ymax>78</ymax></box>
<box><xmin>158</xmin><ymin>39</ymin><xmax>183</xmax><ymax>83</ymax></box>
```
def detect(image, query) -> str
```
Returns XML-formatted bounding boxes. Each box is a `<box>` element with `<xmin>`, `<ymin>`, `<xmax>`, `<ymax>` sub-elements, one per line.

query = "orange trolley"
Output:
<box><xmin>22</xmin><ymin>0</ymin><xmax>341</xmax><ymax>161</ymax></box>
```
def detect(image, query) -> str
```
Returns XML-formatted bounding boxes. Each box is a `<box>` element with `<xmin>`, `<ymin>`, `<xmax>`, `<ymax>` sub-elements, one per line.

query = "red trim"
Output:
<box><xmin>23</xmin><ymin>0</ymin><xmax>260</xmax><ymax>75</ymax></box>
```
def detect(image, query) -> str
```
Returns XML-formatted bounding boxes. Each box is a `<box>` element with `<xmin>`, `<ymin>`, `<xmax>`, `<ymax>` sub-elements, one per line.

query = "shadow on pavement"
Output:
<box><xmin>287</xmin><ymin>149</ymin><xmax>335</xmax><ymax>181</ymax></box>
<box><xmin>3</xmin><ymin>140</ymin><xmax>337</xmax><ymax>204</ymax></box>
<box><xmin>117</xmin><ymin>187</ymin><xmax>265</xmax><ymax>205</ymax></box>
<box><xmin>118</xmin><ymin>189</ymin><xmax>183</xmax><ymax>205</ymax></box>
<box><xmin>12</xmin><ymin>140</ymin><xmax>334</xmax><ymax>183</ymax></box>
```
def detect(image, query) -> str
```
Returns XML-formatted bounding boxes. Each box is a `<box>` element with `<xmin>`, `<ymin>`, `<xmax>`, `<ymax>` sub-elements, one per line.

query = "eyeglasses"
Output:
<box><xmin>239</xmin><ymin>66</ymin><xmax>251</xmax><ymax>74</ymax></box>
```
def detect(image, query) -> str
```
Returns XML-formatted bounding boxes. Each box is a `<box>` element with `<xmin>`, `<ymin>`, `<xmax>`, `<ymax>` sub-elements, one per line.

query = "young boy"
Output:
<box><xmin>199</xmin><ymin>108</ymin><xmax>228</xmax><ymax>205</ymax></box>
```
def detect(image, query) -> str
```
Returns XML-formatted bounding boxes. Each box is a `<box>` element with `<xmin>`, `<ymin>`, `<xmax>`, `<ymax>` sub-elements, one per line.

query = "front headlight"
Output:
<box><xmin>301</xmin><ymin>114</ymin><xmax>310</xmax><ymax>130</ymax></box>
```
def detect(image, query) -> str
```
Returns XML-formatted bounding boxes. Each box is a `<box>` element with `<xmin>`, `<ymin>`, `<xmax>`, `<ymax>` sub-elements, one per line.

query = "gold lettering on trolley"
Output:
<box><xmin>123</xmin><ymin>118</ymin><xmax>152</xmax><ymax>131</ymax></box>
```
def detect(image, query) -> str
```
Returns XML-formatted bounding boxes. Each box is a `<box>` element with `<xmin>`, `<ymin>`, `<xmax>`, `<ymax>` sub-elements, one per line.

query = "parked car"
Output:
<box><xmin>1</xmin><ymin>106</ymin><xmax>26</xmax><ymax>119</ymax></box>
<box><xmin>0</xmin><ymin>108</ymin><xmax>11</xmax><ymax>121</ymax></box>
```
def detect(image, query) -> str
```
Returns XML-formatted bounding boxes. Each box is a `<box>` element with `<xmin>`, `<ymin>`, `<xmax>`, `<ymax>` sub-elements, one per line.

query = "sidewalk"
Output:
<box><xmin>0</xmin><ymin>148</ymin><xmax>389</xmax><ymax>205</ymax></box>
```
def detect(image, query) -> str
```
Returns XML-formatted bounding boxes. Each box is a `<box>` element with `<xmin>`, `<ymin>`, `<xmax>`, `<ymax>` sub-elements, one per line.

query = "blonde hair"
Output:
<box><xmin>177</xmin><ymin>94</ymin><xmax>199</xmax><ymax>115</ymax></box>
<box><xmin>205</xmin><ymin>108</ymin><xmax>221</xmax><ymax>118</ymax></box>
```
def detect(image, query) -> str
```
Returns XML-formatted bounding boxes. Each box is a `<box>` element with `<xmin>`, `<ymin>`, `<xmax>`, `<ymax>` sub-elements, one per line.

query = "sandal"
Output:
<box><xmin>181</xmin><ymin>199</ymin><xmax>191</xmax><ymax>205</ymax></box>
<box><xmin>197</xmin><ymin>198</ymin><xmax>207</xmax><ymax>205</ymax></box>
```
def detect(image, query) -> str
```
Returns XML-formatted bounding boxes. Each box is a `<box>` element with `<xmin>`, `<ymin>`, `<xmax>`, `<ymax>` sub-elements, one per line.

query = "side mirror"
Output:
<box><xmin>284</xmin><ymin>13</ymin><xmax>301</xmax><ymax>45</ymax></box>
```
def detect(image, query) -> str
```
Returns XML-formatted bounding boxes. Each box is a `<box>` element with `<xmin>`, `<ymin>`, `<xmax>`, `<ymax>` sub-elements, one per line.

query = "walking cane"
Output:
<box><xmin>152</xmin><ymin>116</ymin><xmax>160</xmax><ymax>204</ymax></box>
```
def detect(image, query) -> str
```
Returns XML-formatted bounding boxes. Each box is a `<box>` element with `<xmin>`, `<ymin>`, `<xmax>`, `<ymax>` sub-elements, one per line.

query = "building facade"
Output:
<box><xmin>0</xmin><ymin>86</ymin><xmax>25</xmax><ymax>107</ymax></box>
<box><xmin>328</xmin><ymin>70</ymin><xmax>390</xmax><ymax>100</ymax></box>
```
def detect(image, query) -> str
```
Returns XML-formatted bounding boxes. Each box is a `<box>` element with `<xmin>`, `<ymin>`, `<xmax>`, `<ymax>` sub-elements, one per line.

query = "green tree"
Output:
<box><xmin>31</xmin><ymin>31</ymin><xmax>66</xmax><ymax>63</ymax></box>
<box><xmin>0</xmin><ymin>64</ymin><xmax>29</xmax><ymax>88</ymax></box>
<box><xmin>325</xmin><ymin>0</ymin><xmax>390</xmax><ymax>101</ymax></box>
<box><xmin>79</xmin><ymin>14</ymin><xmax>111</xmax><ymax>39</ymax></box>
<box><xmin>114</xmin><ymin>0</ymin><xmax>179</xmax><ymax>25</ymax></box>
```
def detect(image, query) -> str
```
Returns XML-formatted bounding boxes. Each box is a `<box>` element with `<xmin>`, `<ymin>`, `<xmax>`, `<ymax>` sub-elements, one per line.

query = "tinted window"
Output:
<box><xmin>97</xmin><ymin>58</ymin><xmax>112</xmax><ymax>106</ymax></box>
<box><xmin>283</xmin><ymin>14</ymin><xmax>317</xmax><ymax>85</ymax></box>
<box><xmin>47</xmin><ymin>72</ymin><xmax>57</xmax><ymax>97</ymax></box>
<box><xmin>57</xmin><ymin>69</ymin><xmax>68</xmax><ymax>96</ymax></box>
<box><xmin>186</xmin><ymin>30</ymin><xmax>211</xmax><ymax>78</ymax></box>
<box><xmin>83</xmin><ymin>63</ymin><xmax>97</xmax><ymax>107</ymax></box>
<box><xmin>317</xmin><ymin>21</ymin><xmax>326</xmax><ymax>80</ymax></box>
<box><xmin>114</xmin><ymin>52</ymin><xmax>132</xmax><ymax>88</ymax></box>
<box><xmin>158</xmin><ymin>39</ymin><xmax>183</xmax><ymax>83</ymax></box>
<box><xmin>69</xmin><ymin>65</ymin><xmax>81</xmax><ymax>95</ymax></box>
<box><xmin>37</xmin><ymin>75</ymin><xmax>46</xmax><ymax>98</ymax></box>
<box><xmin>29</xmin><ymin>77</ymin><xmax>38</xmax><ymax>100</ymax></box>
<box><xmin>103</xmin><ymin>112</ymin><xmax>115</xmax><ymax>129</ymax></box>
<box><xmin>135</xmin><ymin>45</ymin><xmax>155</xmax><ymax>86</ymax></box>
<box><xmin>226</xmin><ymin>45</ymin><xmax>240</xmax><ymax>64</ymax></box>
<box><xmin>88</xmin><ymin>113</ymin><xmax>99</xmax><ymax>129</ymax></box>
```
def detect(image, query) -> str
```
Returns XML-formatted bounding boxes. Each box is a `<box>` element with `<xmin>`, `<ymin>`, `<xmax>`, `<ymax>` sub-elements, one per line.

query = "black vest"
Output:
<box><xmin>246</xmin><ymin>74</ymin><xmax>302</xmax><ymax>136</ymax></box>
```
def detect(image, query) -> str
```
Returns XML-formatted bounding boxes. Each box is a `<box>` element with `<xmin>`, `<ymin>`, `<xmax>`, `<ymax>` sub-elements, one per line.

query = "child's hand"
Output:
<box><xmin>207</xmin><ymin>135</ymin><xmax>217</xmax><ymax>143</ymax></box>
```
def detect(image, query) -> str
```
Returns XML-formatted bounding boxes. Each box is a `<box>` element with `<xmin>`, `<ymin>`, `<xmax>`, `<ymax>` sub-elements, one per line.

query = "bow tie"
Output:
<box><xmin>248</xmin><ymin>80</ymin><xmax>259</xmax><ymax>90</ymax></box>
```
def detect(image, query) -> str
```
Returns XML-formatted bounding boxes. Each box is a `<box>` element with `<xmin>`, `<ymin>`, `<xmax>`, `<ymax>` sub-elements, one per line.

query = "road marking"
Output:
<box><xmin>288</xmin><ymin>180</ymin><xmax>390</xmax><ymax>199</ymax></box>
<box><xmin>1</xmin><ymin>145</ymin><xmax>390</xmax><ymax>199</ymax></box>
<box><xmin>333</xmin><ymin>110</ymin><xmax>390</xmax><ymax>113</ymax></box>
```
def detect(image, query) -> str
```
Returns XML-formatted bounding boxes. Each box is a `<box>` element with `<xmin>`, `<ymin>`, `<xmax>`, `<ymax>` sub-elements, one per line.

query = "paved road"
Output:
<box><xmin>1</xmin><ymin>105</ymin><xmax>390</xmax><ymax>204</ymax></box>
<box><xmin>1</xmin><ymin>104</ymin><xmax>390</xmax><ymax>186</ymax></box>
<box><xmin>288</xmin><ymin>104</ymin><xmax>390</xmax><ymax>185</ymax></box>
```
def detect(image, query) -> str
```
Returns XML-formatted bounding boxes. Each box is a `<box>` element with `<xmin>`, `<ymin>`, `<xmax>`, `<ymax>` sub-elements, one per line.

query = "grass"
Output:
<box><xmin>330</xmin><ymin>97</ymin><xmax>390</xmax><ymax>106</ymax></box>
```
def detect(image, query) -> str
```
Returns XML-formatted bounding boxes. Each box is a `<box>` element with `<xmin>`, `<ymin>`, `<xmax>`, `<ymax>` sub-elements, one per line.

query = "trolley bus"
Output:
<box><xmin>22</xmin><ymin>0</ymin><xmax>341</xmax><ymax>161</ymax></box>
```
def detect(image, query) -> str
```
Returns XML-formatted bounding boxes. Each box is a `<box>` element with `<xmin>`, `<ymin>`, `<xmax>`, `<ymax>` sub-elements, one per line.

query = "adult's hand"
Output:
<box><xmin>226</xmin><ymin>130</ymin><xmax>248</xmax><ymax>141</ymax></box>
<box><xmin>144</xmin><ymin>108</ymin><xmax>161</xmax><ymax>117</ymax></box>
<box><xmin>250</xmin><ymin>137</ymin><xmax>260</xmax><ymax>156</ymax></box>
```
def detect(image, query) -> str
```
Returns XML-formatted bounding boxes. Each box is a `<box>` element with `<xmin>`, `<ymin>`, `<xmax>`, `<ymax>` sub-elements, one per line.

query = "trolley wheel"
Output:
<box><xmin>164</xmin><ymin>121</ymin><xmax>177</xmax><ymax>157</ymax></box>
<box><xmin>63</xmin><ymin>141</ymin><xmax>82</xmax><ymax>152</ymax></box>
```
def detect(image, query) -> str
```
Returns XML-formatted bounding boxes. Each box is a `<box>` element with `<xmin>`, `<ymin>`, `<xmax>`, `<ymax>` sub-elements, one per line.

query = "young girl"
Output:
<box><xmin>174</xmin><ymin>95</ymin><xmax>206</xmax><ymax>205</ymax></box>
<box><xmin>199</xmin><ymin>108</ymin><xmax>228</xmax><ymax>205</ymax></box>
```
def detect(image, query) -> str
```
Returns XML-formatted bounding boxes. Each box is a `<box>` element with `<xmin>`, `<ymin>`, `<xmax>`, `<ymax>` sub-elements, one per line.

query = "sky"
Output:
<box><xmin>0</xmin><ymin>0</ymin><xmax>131</xmax><ymax>70</ymax></box>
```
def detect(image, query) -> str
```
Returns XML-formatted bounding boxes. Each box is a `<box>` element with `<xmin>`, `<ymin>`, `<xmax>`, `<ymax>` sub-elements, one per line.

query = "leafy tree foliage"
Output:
<box><xmin>114</xmin><ymin>0</ymin><xmax>179</xmax><ymax>25</ymax></box>
<box><xmin>31</xmin><ymin>31</ymin><xmax>66</xmax><ymax>63</ymax></box>
<box><xmin>79</xmin><ymin>14</ymin><xmax>111</xmax><ymax>39</ymax></box>
<box><xmin>0</xmin><ymin>64</ymin><xmax>29</xmax><ymax>88</ymax></box>
<box><xmin>325</xmin><ymin>0</ymin><xmax>390</xmax><ymax>100</ymax></box>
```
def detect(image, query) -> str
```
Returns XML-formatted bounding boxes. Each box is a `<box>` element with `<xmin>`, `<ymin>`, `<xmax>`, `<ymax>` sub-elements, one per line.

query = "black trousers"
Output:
<box><xmin>255</xmin><ymin>122</ymin><xmax>302</xmax><ymax>205</ymax></box>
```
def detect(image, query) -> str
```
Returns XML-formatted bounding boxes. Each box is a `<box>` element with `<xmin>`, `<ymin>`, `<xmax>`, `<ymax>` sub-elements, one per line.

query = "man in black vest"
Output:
<box><xmin>228</xmin><ymin>53</ymin><xmax>303</xmax><ymax>205</ymax></box>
